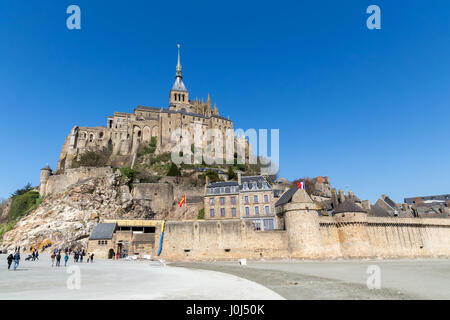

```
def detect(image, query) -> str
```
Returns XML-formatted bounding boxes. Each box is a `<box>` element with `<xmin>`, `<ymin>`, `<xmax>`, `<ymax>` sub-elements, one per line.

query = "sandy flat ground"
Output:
<box><xmin>0</xmin><ymin>253</ymin><xmax>282</xmax><ymax>300</ymax></box>
<box><xmin>174</xmin><ymin>258</ymin><xmax>450</xmax><ymax>300</ymax></box>
<box><xmin>2</xmin><ymin>253</ymin><xmax>449</xmax><ymax>300</ymax></box>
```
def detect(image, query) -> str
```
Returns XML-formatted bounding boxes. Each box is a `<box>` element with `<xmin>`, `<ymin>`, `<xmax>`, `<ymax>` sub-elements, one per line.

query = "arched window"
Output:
<box><xmin>137</xmin><ymin>130</ymin><xmax>141</xmax><ymax>138</ymax></box>
<box><xmin>89</xmin><ymin>134</ymin><xmax>94</xmax><ymax>142</ymax></box>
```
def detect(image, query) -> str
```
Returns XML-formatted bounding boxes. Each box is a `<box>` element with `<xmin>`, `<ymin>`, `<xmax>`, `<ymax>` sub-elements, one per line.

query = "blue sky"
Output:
<box><xmin>0</xmin><ymin>0</ymin><xmax>449</xmax><ymax>203</ymax></box>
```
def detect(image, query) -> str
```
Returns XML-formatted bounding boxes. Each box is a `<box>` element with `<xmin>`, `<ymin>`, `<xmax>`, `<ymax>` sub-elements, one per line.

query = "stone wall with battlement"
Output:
<box><xmin>147</xmin><ymin>192</ymin><xmax>450</xmax><ymax>261</ymax></box>
<box><xmin>42</xmin><ymin>167</ymin><xmax>114</xmax><ymax>196</ymax></box>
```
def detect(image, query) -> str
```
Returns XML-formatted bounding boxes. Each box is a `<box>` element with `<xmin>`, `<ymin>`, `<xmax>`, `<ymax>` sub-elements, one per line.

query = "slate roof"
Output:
<box><xmin>135</xmin><ymin>105</ymin><xmax>229</xmax><ymax>121</ymax></box>
<box><xmin>370</xmin><ymin>204</ymin><xmax>391</xmax><ymax>217</ymax></box>
<box><xmin>41</xmin><ymin>164</ymin><xmax>52</xmax><ymax>171</ymax></box>
<box><xmin>275</xmin><ymin>187</ymin><xmax>298</xmax><ymax>207</ymax></box>
<box><xmin>206</xmin><ymin>175</ymin><xmax>271</xmax><ymax>195</ymax></box>
<box><xmin>172</xmin><ymin>77</ymin><xmax>188</xmax><ymax>92</ymax></box>
<box><xmin>404</xmin><ymin>194</ymin><xmax>450</xmax><ymax>205</ymax></box>
<box><xmin>208</xmin><ymin>181</ymin><xmax>239</xmax><ymax>188</ymax></box>
<box><xmin>89</xmin><ymin>223</ymin><xmax>116</xmax><ymax>240</ymax></box>
<box><xmin>334</xmin><ymin>199</ymin><xmax>367</xmax><ymax>214</ymax></box>
<box><xmin>384</xmin><ymin>196</ymin><xmax>397</xmax><ymax>209</ymax></box>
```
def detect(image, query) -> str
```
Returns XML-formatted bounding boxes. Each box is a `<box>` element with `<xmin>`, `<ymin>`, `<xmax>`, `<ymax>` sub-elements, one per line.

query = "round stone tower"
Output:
<box><xmin>334</xmin><ymin>199</ymin><xmax>372</xmax><ymax>258</ymax></box>
<box><xmin>280</xmin><ymin>188</ymin><xmax>323</xmax><ymax>259</ymax></box>
<box><xmin>39</xmin><ymin>164</ymin><xmax>52</xmax><ymax>197</ymax></box>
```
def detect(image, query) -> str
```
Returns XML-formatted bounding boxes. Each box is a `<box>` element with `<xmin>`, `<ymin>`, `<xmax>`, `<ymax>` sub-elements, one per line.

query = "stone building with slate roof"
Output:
<box><xmin>57</xmin><ymin>45</ymin><xmax>237</xmax><ymax>170</ymax></box>
<box><xmin>88</xmin><ymin>220</ymin><xmax>159</xmax><ymax>259</ymax></box>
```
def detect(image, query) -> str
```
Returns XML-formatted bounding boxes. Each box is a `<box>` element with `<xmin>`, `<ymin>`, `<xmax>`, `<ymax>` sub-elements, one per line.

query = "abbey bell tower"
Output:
<box><xmin>169</xmin><ymin>44</ymin><xmax>189</xmax><ymax>110</ymax></box>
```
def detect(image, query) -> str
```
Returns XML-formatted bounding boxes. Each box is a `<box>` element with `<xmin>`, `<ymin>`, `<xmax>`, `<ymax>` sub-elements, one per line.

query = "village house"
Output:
<box><xmin>204</xmin><ymin>173</ymin><xmax>278</xmax><ymax>230</ymax></box>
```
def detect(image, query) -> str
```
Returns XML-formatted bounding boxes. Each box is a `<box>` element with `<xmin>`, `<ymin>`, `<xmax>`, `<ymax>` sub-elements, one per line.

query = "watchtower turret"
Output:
<box><xmin>40</xmin><ymin>164</ymin><xmax>52</xmax><ymax>197</ymax></box>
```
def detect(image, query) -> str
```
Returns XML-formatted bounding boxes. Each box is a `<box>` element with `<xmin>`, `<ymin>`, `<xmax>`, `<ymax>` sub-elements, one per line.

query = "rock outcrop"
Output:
<box><xmin>1</xmin><ymin>173</ymin><xmax>152</xmax><ymax>251</ymax></box>
<box><xmin>1</xmin><ymin>169</ymin><xmax>205</xmax><ymax>251</ymax></box>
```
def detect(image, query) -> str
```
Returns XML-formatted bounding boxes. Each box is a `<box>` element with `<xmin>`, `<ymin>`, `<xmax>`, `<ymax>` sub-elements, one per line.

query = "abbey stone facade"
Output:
<box><xmin>57</xmin><ymin>45</ymin><xmax>235</xmax><ymax>170</ymax></box>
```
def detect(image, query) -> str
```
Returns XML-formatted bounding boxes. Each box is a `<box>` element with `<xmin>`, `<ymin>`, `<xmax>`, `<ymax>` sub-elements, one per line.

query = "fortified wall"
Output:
<box><xmin>149</xmin><ymin>189</ymin><xmax>450</xmax><ymax>261</ymax></box>
<box><xmin>40</xmin><ymin>166</ymin><xmax>114</xmax><ymax>197</ymax></box>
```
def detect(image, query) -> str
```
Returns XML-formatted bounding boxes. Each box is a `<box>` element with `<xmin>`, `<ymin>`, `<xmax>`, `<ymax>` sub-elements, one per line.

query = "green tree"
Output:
<box><xmin>167</xmin><ymin>162</ymin><xmax>181</xmax><ymax>176</ymax></box>
<box><xmin>10</xmin><ymin>183</ymin><xmax>33</xmax><ymax>197</ymax></box>
<box><xmin>8</xmin><ymin>191</ymin><xmax>41</xmax><ymax>222</ymax></box>
<box><xmin>197</xmin><ymin>208</ymin><xmax>205</xmax><ymax>220</ymax></box>
<box><xmin>227</xmin><ymin>166</ymin><xmax>237</xmax><ymax>180</ymax></box>
<box><xmin>119</xmin><ymin>167</ymin><xmax>140</xmax><ymax>180</ymax></box>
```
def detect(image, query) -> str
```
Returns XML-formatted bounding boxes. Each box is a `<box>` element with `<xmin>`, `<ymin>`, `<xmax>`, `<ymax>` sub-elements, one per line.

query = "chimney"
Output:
<box><xmin>362</xmin><ymin>200</ymin><xmax>371</xmax><ymax>211</ymax></box>
<box><xmin>338</xmin><ymin>189</ymin><xmax>345</xmax><ymax>203</ymax></box>
<box><xmin>237</xmin><ymin>172</ymin><xmax>242</xmax><ymax>185</ymax></box>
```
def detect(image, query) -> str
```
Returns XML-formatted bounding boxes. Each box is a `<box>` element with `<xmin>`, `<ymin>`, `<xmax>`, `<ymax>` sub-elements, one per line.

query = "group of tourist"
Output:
<box><xmin>50</xmin><ymin>248</ymin><xmax>95</xmax><ymax>267</ymax></box>
<box><xmin>24</xmin><ymin>249</ymin><xmax>40</xmax><ymax>261</ymax></box>
<box><xmin>5</xmin><ymin>245</ymin><xmax>95</xmax><ymax>270</ymax></box>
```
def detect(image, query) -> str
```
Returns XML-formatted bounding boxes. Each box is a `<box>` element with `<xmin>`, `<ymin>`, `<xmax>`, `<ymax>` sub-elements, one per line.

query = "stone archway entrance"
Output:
<box><xmin>108</xmin><ymin>248</ymin><xmax>115</xmax><ymax>259</ymax></box>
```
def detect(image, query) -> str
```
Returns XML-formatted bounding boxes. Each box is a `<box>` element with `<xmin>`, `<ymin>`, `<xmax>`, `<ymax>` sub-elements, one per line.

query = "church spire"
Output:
<box><xmin>171</xmin><ymin>44</ymin><xmax>188</xmax><ymax>93</ymax></box>
<box><xmin>176</xmin><ymin>44</ymin><xmax>182</xmax><ymax>78</ymax></box>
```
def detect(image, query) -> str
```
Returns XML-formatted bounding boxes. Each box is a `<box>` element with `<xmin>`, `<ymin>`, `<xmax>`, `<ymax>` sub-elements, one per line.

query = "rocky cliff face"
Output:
<box><xmin>1</xmin><ymin>173</ymin><xmax>152</xmax><ymax>251</ymax></box>
<box><xmin>1</xmin><ymin>170</ymin><xmax>203</xmax><ymax>252</ymax></box>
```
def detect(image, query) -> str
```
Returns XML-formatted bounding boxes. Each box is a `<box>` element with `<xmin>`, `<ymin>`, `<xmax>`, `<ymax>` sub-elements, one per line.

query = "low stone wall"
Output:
<box><xmin>154</xmin><ymin>219</ymin><xmax>289</xmax><ymax>261</ymax></box>
<box><xmin>151</xmin><ymin>215</ymin><xmax>450</xmax><ymax>262</ymax></box>
<box><xmin>44</xmin><ymin>167</ymin><xmax>114</xmax><ymax>196</ymax></box>
<box><xmin>316</xmin><ymin>216</ymin><xmax>450</xmax><ymax>259</ymax></box>
<box><xmin>365</xmin><ymin>217</ymin><xmax>450</xmax><ymax>258</ymax></box>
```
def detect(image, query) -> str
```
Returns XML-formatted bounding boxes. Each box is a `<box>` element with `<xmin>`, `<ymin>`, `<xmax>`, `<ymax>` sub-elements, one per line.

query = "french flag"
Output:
<box><xmin>297</xmin><ymin>181</ymin><xmax>305</xmax><ymax>189</ymax></box>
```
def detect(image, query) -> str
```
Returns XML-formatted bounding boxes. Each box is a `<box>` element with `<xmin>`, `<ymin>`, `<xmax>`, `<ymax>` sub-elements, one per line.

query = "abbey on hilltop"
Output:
<box><xmin>57</xmin><ymin>45</ymin><xmax>234</xmax><ymax>170</ymax></box>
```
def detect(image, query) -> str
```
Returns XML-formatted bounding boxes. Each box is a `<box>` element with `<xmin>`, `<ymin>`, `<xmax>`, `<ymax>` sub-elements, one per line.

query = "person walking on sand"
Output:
<box><xmin>13</xmin><ymin>251</ymin><xmax>20</xmax><ymax>271</ymax></box>
<box><xmin>56</xmin><ymin>253</ymin><xmax>61</xmax><ymax>267</ymax></box>
<box><xmin>51</xmin><ymin>253</ymin><xmax>56</xmax><ymax>267</ymax></box>
<box><xmin>90</xmin><ymin>253</ymin><xmax>94</xmax><ymax>263</ymax></box>
<box><xmin>7</xmin><ymin>253</ymin><xmax>13</xmax><ymax>270</ymax></box>
<box><xmin>64</xmin><ymin>253</ymin><xmax>69</xmax><ymax>266</ymax></box>
<box><xmin>80</xmin><ymin>249</ymin><xmax>84</xmax><ymax>263</ymax></box>
<box><xmin>35</xmin><ymin>250</ymin><xmax>39</xmax><ymax>260</ymax></box>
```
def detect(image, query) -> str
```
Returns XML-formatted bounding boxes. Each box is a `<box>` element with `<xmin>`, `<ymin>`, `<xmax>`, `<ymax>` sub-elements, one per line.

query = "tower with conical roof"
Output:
<box><xmin>169</xmin><ymin>44</ymin><xmax>189</xmax><ymax>110</ymax></box>
<box><xmin>40</xmin><ymin>163</ymin><xmax>52</xmax><ymax>197</ymax></box>
<box><xmin>275</xmin><ymin>188</ymin><xmax>324</xmax><ymax>258</ymax></box>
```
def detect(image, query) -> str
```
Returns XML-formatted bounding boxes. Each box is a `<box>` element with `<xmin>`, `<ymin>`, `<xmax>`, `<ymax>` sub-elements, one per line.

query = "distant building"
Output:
<box><xmin>204</xmin><ymin>173</ymin><xmax>277</xmax><ymax>230</ymax></box>
<box><xmin>404</xmin><ymin>194</ymin><xmax>450</xmax><ymax>206</ymax></box>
